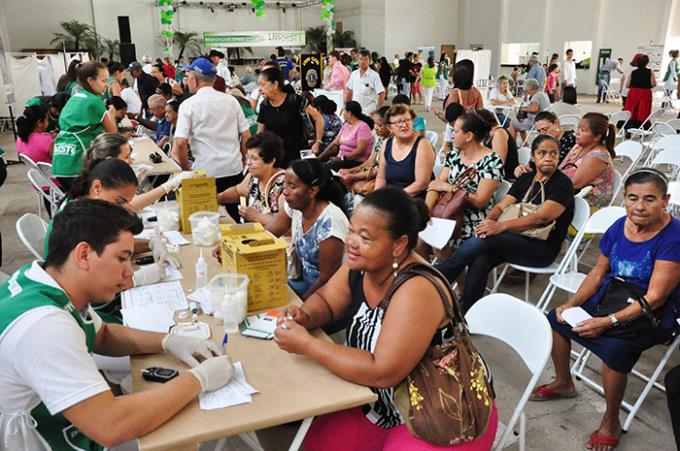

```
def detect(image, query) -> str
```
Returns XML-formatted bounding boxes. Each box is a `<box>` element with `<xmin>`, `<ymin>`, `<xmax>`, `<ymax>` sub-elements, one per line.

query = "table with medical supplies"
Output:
<box><xmin>130</xmin><ymin>229</ymin><xmax>377</xmax><ymax>451</ymax></box>
<box><xmin>130</xmin><ymin>135</ymin><xmax>182</xmax><ymax>176</ymax></box>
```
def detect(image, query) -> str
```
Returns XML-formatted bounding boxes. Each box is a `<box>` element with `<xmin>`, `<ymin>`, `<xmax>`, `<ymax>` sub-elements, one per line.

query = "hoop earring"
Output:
<box><xmin>392</xmin><ymin>259</ymin><xmax>399</xmax><ymax>278</ymax></box>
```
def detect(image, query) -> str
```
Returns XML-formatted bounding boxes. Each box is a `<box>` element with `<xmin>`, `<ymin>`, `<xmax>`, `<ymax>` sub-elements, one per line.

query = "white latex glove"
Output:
<box><xmin>189</xmin><ymin>355</ymin><xmax>235</xmax><ymax>392</ymax></box>
<box><xmin>162</xmin><ymin>171</ymin><xmax>198</xmax><ymax>194</ymax></box>
<box><xmin>162</xmin><ymin>334</ymin><xmax>223</xmax><ymax>367</ymax></box>
<box><xmin>148</xmin><ymin>237</ymin><xmax>180</xmax><ymax>269</ymax></box>
<box><xmin>133</xmin><ymin>263</ymin><xmax>165</xmax><ymax>286</ymax></box>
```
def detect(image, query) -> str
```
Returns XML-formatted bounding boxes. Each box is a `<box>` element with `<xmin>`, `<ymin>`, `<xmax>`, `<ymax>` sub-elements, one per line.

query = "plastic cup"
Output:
<box><xmin>188</xmin><ymin>211</ymin><xmax>220</xmax><ymax>247</ymax></box>
<box><xmin>207</xmin><ymin>274</ymin><xmax>250</xmax><ymax>327</ymax></box>
<box><xmin>155</xmin><ymin>201</ymin><xmax>180</xmax><ymax>231</ymax></box>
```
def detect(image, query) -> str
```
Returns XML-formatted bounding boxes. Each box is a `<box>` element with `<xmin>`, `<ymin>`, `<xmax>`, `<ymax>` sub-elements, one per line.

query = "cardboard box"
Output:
<box><xmin>176</xmin><ymin>175</ymin><xmax>218</xmax><ymax>233</ymax></box>
<box><xmin>220</xmin><ymin>223</ymin><xmax>289</xmax><ymax>312</ymax></box>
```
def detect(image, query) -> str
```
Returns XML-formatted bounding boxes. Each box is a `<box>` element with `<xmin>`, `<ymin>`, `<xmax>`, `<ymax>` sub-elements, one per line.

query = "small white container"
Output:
<box><xmin>207</xmin><ymin>273</ymin><xmax>250</xmax><ymax>326</ymax></box>
<box><xmin>188</xmin><ymin>211</ymin><xmax>220</xmax><ymax>247</ymax></box>
<box><xmin>155</xmin><ymin>201</ymin><xmax>180</xmax><ymax>231</ymax></box>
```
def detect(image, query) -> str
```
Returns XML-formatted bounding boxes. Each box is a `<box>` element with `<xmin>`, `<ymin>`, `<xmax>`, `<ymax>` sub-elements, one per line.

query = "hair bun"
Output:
<box><xmin>412</xmin><ymin>197</ymin><xmax>431</xmax><ymax>232</ymax></box>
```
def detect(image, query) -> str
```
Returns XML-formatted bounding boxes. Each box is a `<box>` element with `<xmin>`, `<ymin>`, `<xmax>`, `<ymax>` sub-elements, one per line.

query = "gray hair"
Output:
<box><xmin>88</xmin><ymin>132</ymin><xmax>128</xmax><ymax>160</ymax></box>
<box><xmin>148</xmin><ymin>94</ymin><xmax>167</xmax><ymax>109</ymax></box>
<box><xmin>524</xmin><ymin>78</ymin><xmax>540</xmax><ymax>91</ymax></box>
<box><xmin>193</xmin><ymin>70</ymin><xmax>216</xmax><ymax>84</ymax></box>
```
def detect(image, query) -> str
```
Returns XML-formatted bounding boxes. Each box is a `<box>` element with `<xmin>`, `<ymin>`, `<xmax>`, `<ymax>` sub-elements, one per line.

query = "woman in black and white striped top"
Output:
<box><xmin>274</xmin><ymin>187</ymin><xmax>498</xmax><ymax>450</ymax></box>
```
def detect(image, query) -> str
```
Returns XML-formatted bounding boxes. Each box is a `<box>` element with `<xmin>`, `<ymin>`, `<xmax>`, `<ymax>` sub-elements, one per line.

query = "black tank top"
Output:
<box><xmin>484</xmin><ymin>127</ymin><xmax>519</xmax><ymax>180</ymax></box>
<box><xmin>630</xmin><ymin>68</ymin><xmax>652</xmax><ymax>89</ymax></box>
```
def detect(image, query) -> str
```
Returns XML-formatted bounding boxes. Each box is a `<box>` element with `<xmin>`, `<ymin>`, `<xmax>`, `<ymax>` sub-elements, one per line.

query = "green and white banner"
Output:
<box><xmin>204</xmin><ymin>31</ymin><xmax>305</xmax><ymax>48</ymax></box>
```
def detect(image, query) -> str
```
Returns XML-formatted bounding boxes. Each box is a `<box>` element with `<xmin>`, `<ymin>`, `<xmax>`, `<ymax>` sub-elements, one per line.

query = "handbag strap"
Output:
<box><xmin>379</xmin><ymin>263</ymin><xmax>466</xmax><ymax>327</ymax></box>
<box><xmin>522</xmin><ymin>178</ymin><xmax>546</xmax><ymax>204</ymax></box>
<box><xmin>263</xmin><ymin>170</ymin><xmax>285</xmax><ymax>211</ymax></box>
<box><xmin>601</xmin><ymin>276</ymin><xmax>661</xmax><ymax>328</ymax></box>
<box><xmin>451</xmin><ymin>166</ymin><xmax>477</xmax><ymax>191</ymax></box>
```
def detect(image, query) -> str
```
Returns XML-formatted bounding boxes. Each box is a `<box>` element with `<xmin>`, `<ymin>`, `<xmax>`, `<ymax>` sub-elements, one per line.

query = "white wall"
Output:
<box><xmin>383</xmin><ymin>0</ymin><xmax>460</xmax><ymax>60</ymax></box>
<box><xmin>2</xmin><ymin>0</ymin><xmax>325</xmax><ymax>59</ymax></box>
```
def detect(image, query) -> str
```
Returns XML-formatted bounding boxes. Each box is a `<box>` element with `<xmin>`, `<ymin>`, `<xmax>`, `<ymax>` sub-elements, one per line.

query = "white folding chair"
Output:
<box><xmin>27</xmin><ymin>168</ymin><xmax>62</xmax><ymax>218</ymax></box>
<box><xmin>558</xmin><ymin>114</ymin><xmax>581</xmax><ymax>131</ymax></box>
<box><xmin>18</xmin><ymin>153</ymin><xmax>39</xmax><ymax>171</ymax></box>
<box><xmin>609</xmin><ymin>111</ymin><xmax>631</xmax><ymax>138</ymax></box>
<box><xmin>613</xmin><ymin>141</ymin><xmax>643</xmax><ymax>196</ymax></box>
<box><xmin>494</xmin><ymin>179</ymin><xmax>512</xmax><ymax>204</ymax></box>
<box><xmin>669</xmin><ymin>181</ymin><xmax>680</xmax><ymax>217</ymax></box>
<box><xmin>466</xmin><ymin>294</ymin><xmax>552</xmax><ymax>451</ymax></box>
<box><xmin>16</xmin><ymin>213</ymin><xmax>49</xmax><ymax>259</ymax></box>
<box><xmin>651</xmin><ymin>121</ymin><xmax>677</xmax><ymax>138</ymax></box>
<box><xmin>650</xmin><ymin>149</ymin><xmax>680</xmax><ymax>180</ymax></box>
<box><xmin>425</xmin><ymin>130</ymin><xmax>439</xmax><ymax>149</ymax></box>
<box><xmin>36</xmin><ymin>161</ymin><xmax>53</xmax><ymax>179</ymax></box>
<box><xmin>35</xmin><ymin>162</ymin><xmax>65</xmax><ymax>206</ymax></box>
<box><xmin>643</xmin><ymin>134</ymin><xmax>680</xmax><ymax>166</ymax></box>
<box><xmin>491</xmin><ymin>197</ymin><xmax>590</xmax><ymax>303</ymax></box>
<box><xmin>572</xmin><ymin>333</ymin><xmax>680</xmax><ymax>432</ymax></box>
<box><xmin>628</xmin><ymin>109</ymin><xmax>665</xmax><ymax>144</ymax></box>
<box><xmin>535</xmin><ymin>206</ymin><xmax>626</xmax><ymax>312</ymax></box>
<box><xmin>666</xmin><ymin>118</ymin><xmax>680</xmax><ymax>132</ymax></box>
<box><xmin>610</xmin><ymin>169</ymin><xmax>623</xmax><ymax>206</ymax></box>
<box><xmin>517</xmin><ymin>147</ymin><xmax>531</xmax><ymax>166</ymax></box>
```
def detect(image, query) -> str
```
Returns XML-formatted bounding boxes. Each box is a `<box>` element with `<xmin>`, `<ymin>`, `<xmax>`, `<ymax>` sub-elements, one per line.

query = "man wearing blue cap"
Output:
<box><xmin>171</xmin><ymin>57</ymin><xmax>251</xmax><ymax>220</ymax></box>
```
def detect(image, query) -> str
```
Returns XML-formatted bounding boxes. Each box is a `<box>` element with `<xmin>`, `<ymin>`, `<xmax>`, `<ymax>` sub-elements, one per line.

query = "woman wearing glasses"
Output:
<box><xmin>374</xmin><ymin>104</ymin><xmax>434</xmax><ymax>197</ymax></box>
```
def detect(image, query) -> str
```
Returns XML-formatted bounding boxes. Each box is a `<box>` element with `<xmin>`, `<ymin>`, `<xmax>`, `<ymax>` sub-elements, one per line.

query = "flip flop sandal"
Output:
<box><xmin>529</xmin><ymin>384</ymin><xmax>578</xmax><ymax>401</ymax></box>
<box><xmin>585</xmin><ymin>430</ymin><xmax>619</xmax><ymax>450</ymax></box>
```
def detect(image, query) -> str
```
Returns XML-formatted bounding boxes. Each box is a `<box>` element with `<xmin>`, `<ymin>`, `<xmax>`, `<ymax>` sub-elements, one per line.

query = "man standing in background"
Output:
<box><xmin>562</xmin><ymin>48</ymin><xmax>577</xmax><ymax>93</ymax></box>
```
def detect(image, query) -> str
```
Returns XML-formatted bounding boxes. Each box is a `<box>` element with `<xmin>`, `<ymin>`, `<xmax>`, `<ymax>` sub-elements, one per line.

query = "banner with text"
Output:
<box><xmin>204</xmin><ymin>31</ymin><xmax>305</xmax><ymax>48</ymax></box>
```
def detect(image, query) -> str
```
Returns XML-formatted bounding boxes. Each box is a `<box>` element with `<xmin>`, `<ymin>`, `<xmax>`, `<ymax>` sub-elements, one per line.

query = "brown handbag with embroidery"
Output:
<box><xmin>387</xmin><ymin>264</ymin><xmax>495</xmax><ymax>446</ymax></box>
<box><xmin>430</xmin><ymin>166</ymin><xmax>476</xmax><ymax>242</ymax></box>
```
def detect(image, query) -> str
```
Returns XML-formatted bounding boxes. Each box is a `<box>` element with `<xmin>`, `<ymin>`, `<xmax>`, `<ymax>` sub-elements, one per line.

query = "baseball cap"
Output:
<box><xmin>208</xmin><ymin>49</ymin><xmax>225</xmax><ymax>59</ymax></box>
<box><xmin>127</xmin><ymin>62</ymin><xmax>143</xmax><ymax>72</ymax></box>
<box><xmin>180</xmin><ymin>57</ymin><xmax>217</xmax><ymax>76</ymax></box>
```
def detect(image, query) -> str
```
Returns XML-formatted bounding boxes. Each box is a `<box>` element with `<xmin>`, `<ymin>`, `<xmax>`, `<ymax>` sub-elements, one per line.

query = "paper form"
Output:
<box><xmin>418</xmin><ymin>218</ymin><xmax>457</xmax><ymax>250</ymax></box>
<box><xmin>121</xmin><ymin>280</ymin><xmax>188</xmax><ymax>311</ymax></box>
<box><xmin>199</xmin><ymin>362</ymin><xmax>259</xmax><ymax>410</ymax></box>
<box><xmin>562</xmin><ymin>307</ymin><xmax>593</xmax><ymax>328</ymax></box>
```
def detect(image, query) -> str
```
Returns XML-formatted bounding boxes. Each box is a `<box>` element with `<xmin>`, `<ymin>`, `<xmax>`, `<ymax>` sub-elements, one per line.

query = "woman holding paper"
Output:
<box><xmin>273</xmin><ymin>188</ymin><xmax>498</xmax><ymax>450</ymax></box>
<box><xmin>533</xmin><ymin>168</ymin><xmax>680</xmax><ymax>451</ymax></box>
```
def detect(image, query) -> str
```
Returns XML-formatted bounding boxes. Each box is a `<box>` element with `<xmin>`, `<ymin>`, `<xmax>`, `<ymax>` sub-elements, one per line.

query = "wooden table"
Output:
<box><xmin>130</xmin><ymin>136</ymin><xmax>181</xmax><ymax>176</ymax></box>
<box><xmin>131</xmin><ymin>237</ymin><xmax>377</xmax><ymax>451</ymax></box>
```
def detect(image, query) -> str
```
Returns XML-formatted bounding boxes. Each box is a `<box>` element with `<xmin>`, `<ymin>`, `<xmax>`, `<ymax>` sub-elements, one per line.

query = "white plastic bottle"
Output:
<box><xmin>195</xmin><ymin>253</ymin><xmax>208</xmax><ymax>290</ymax></box>
<box><xmin>222</xmin><ymin>292</ymin><xmax>239</xmax><ymax>334</ymax></box>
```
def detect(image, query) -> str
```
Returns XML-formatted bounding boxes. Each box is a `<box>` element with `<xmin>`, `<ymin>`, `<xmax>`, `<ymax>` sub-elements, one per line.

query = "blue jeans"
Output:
<box><xmin>434</xmin><ymin>234</ymin><xmax>556</xmax><ymax>312</ymax></box>
<box><xmin>597</xmin><ymin>71</ymin><xmax>610</xmax><ymax>102</ymax></box>
<box><xmin>288</xmin><ymin>269</ymin><xmax>318</xmax><ymax>299</ymax></box>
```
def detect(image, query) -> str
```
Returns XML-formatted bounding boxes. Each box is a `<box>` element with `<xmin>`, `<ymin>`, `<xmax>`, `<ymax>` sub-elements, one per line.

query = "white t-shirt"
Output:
<box><xmin>121</xmin><ymin>87</ymin><xmax>142</xmax><ymax>114</ymax></box>
<box><xmin>346</xmin><ymin>68</ymin><xmax>385</xmax><ymax>114</ymax></box>
<box><xmin>0</xmin><ymin>262</ymin><xmax>108</xmax><ymax>417</ymax></box>
<box><xmin>488</xmin><ymin>88</ymin><xmax>513</xmax><ymax>103</ymax></box>
<box><xmin>174</xmin><ymin>86</ymin><xmax>250</xmax><ymax>178</ymax></box>
<box><xmin>562</xmin><ymin>59</ymin><xmax>577</xmax><ymax>86</ymax></box>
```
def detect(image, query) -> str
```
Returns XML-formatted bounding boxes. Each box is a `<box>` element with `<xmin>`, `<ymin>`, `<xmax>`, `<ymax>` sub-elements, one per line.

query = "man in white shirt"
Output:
<box><xmin>0</xmin><ymin>199</ymin><xmax>233</xmax><ymax>450</ymax></box>
<box><xmin>120</xmin><ymin>79</ymin><xmax>142</xmax><ymax>115</ymax></box>
<box><xmin>562</xmin><ymin>49</ymin><xmax>577</xmax><ymax>90</ymax></box>
<box><xmin>345</xmin><ymin>49</ymin><xmax>385</xmax><ymax>114</ymax></box>
<box><xmin>171</xmin><ymin>57</ymin><xmax>251</xmax><ymax>219</ymax></box>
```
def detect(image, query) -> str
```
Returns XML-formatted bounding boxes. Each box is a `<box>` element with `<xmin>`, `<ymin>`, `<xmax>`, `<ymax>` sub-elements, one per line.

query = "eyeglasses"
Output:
<box><xmin>389</xmin><ymin>118</ymin><xmax>413</xmax><ymax>127</ymax></box>
<box><xmin>536</xmin><ymin>126</ymin><xmax>553</xmax><ymax>134</ymax></box>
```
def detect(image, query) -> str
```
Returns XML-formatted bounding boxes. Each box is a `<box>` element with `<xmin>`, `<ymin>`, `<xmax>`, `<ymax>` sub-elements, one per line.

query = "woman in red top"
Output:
<box><xmin>624</xmin><ymin>54</ymin><xmax>657</xmax><ymax>128</ymax></box>
<box><xmin>444</xmin><ymin>59</ymin><xmax>483</xmax><ymax>112</ymax></box>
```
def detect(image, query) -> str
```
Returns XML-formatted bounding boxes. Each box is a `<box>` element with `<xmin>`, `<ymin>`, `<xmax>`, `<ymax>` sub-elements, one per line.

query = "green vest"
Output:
<box><xmin>0</xmin><ymin>264</ymin><xmax>103</xmax><ymax>450</ymax></box>
<box><xmin>52</xmin><ymin>90</ymin><xmax>106</xmax><ymax>177</ymax></box>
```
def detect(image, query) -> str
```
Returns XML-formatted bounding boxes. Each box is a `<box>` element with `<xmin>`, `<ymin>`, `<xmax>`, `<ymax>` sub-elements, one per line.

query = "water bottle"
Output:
<box><xmin>195</xmin><ymin>254</ymin><xmax>208</xmax><ymax>290</ymax></box>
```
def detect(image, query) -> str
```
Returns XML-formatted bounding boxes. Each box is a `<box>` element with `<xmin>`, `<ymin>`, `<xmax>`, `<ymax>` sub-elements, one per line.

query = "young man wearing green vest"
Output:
<box><xmin>0</xmin><ymin>199</ymin><xmax>234</xmax><ymax>450</ymax></box>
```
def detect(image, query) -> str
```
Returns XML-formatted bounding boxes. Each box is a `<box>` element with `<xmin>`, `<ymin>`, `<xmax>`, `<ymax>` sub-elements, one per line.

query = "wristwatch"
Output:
<box><xmin>609</xmin><ymin>314</ymin><xmax>619</xmax><ymax>327</ymax></box>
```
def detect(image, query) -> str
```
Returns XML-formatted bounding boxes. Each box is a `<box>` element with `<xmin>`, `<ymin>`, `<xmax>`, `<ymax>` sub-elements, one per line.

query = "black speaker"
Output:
<box><xmin>118</xmin><ymin>16</ymin><xmax>131</xmax><ymax>43</ymax></box>
<box><xmin>120</xmin><ymin>42</ymin><xmax>136</xmax><ymax>66</ymax></box>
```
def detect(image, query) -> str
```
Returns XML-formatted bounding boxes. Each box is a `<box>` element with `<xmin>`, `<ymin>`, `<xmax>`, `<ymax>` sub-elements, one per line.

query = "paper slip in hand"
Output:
<box><xmin>163</xmin><ymin>230</ymin><xmax>190</xmax><ymax>246</ymax></box>
<box><xmin>562</xmin><ymin>307</ymin><xmax>593</xmax><ymax>328</ymax></box>
<box><xmin>418</xmin><ymin>218</ymin><xmax>456</xmax><ymax>250</ymax></box>
<box><xmin>199</xmin><ymin>362</ymin><xmax>258</xmax><ymax>410</ymax></box>
<box><xmin>187</xmin><ymin>286</ymin><xmax>213</xmax><ymax>314</ymax></box>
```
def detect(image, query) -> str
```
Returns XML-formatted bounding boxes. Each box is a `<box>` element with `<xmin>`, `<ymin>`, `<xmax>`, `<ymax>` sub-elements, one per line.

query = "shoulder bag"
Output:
<box><xmin>595</xmin><ymin>276</ymin><xmax>679</xmax><ymax>341</ymax></box>
<box><xmin>497</xmin><ymin>178</ymin><xmax>555</xmax><ymax>241</ymax></box>
<box><xmin>386</xmin><ymin>264</ymin><xmax>495</xmax><ymax>446</ymax></box>
<box><xmin>431</xmin><ymin>166</ymin><xmax>476</xmax><ymax>243</ymax></box>
<box><xmin>297</xmin><ymin>94</ymin><xmax>315</xmax><ymax>144</ymax></box>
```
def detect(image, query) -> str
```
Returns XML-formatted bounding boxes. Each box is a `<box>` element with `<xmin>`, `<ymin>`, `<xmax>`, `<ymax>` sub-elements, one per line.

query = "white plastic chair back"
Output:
<box><xmin>558</xmin><ymin>114</ymin><xmax>580</xmax><ymax>130</ymax></box>
<box><xmin>610</xmin><ymin>111</ymin><xmax>631</xmax><ymax>137</ymax></box>
<box><xmin>669</xmin><ymin>181</ymin><xmax>680</xmax><ymax>216</ymax></box>
<box><xmin>36</xmin><ymin>161</ymin><xmax>53</xmax><ymax>178</ymax></box>
<box><xmin>610</xmin><ymin>169</ymin><xmax>623</xmax><ymax>205</ymax></box>
<box><xmin>466</xmin><ymin>294</ymin><xmax>552</xmax><ymax>451</ymax></box>
<box><xmin>27</xmin><ymin>168</ymin><xmax>61</xmax><ymax>215</ymax></box>
<box><xmin>614</xmin><ymin>140</ymin><xmax>642</xmax><ymax>169</ymax></box>
<box><xmin>651</xmin><ymin>150</ymin><xmax>680</xmax><ymax>178</ymax></box>
<box><xmin>650</xmin><ymin>135</ymin><xmax>680</xmax><ymax>151</ymax></box>
<box><xmin>666</xmin><ymin>118</ymin><xmax>680</xmax><ymax>131</ymax></box>
<box><xmin>16</xmin><ymin>213</ymin><xmax>48</xmax><ymax>259</ymax></box>
<box><xmin>517</xmin><ymin>147</ymin><xmax>531</xmax><ymax>166</ymax></box>
<box><xmin>425</xmin><ymin>130</ymin><xmax>439</xmax><ymax>149</ymax></box>
<box><xmin>652</xmin><ymin>122</ymin><xmax>676</xmax><ymax>137</ymax></box>
<box><xmin>19</xmin><ymin>153</ymin><xmax>39</xmax><ymax>171</ymax></box>
<box><xmin>584</xmin><ymin>206</ymin><xmax>626</xmax><ymax>235</ymax></box>
<box><xmin>494</xmin><ymin>179</ymin><xmax>511</xmax><ymax>204</ymax></box>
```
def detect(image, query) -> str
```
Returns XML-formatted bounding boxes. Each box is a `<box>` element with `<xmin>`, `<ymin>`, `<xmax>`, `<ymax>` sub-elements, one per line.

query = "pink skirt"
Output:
<box><xmin>304</xmin><ymin>402</ymin><xmax>499</xmax><ymax>451</ymax></box>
